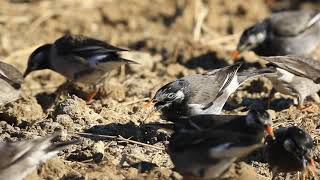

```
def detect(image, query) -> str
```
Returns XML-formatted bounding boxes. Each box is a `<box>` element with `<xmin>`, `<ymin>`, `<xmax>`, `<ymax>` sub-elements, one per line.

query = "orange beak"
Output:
<box><xmin>143</xmin><ymin>99</ymin><xmax>156</xmax><ymax>109</ymax></box>
<box><xmin>231</xmin><ymin>50</ymin><xmax>240</xmax><ymax>60</ymax></box>
<box><xmin>265</xmin><ymin>125</ymin><xmax>275</xmax><ymax>139</ymax></box>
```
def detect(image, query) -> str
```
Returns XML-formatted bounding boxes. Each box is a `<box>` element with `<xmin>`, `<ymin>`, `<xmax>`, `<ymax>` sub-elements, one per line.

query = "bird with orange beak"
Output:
<box><xmin>174</xmin><ymin>108</ymin><xmax>275</xmax><ymax>141</ymax></box>
<box><xmin>232</xmin><ymin>10</ymin><xmax>320</xmax><ymax>60</ymax></box>
<box><xmin>146</xmin><ymin>63</ymin><xmax>276</xmax><ymax>121</ymax></box>
<box><xmin>265</xmin><ymin>126</ymin><xmax>318</xmax><ymax>180</ymax></box>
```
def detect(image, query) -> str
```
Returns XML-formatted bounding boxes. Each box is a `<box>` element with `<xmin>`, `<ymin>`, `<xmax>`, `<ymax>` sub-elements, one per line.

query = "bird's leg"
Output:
<box><xmin>86</xmin><ymin>88</ymin><xmax>98</xmax><ymax>104</ymax></box>
<box><xmin>86</xmin><ymin>83</ymin><xmax>102</xmax><ymax>104</ymax></box>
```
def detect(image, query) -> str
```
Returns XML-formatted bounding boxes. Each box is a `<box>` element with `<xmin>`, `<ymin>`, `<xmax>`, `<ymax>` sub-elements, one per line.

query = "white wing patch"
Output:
<box><xmin>187</xmin><ymin>75</ymin><xmax>240</xmax><ymax>115</ymax></box>
<box><xmin>209</xmin><ymin>143</ymin><xmax>263</xmax><ymax>159</ymax></box>
<box><xmin>209</xmin><ymin>143</ymin><xmax>232</xmax><ymax>158</ymax></box>
<box><xmin>0</xmin><ymin>69</ymin><xmax>8</xmax><ymax>79</ymax></box>
<box><xmin>277</xmin><ymin>68</ymin><xmax>295</xmax><ymax>83</ymax></box>
<box><xmin>88</xmin><ymin>54</ymin><xmax>109</xmax><ymax>66</ymax></box>
<box><xmin>224</xmin><ymin>75</ymin><xmax>240</xmax><ymax>94</ymax></box>
<box><xmin>307</xmin><ymin>12</ymin><xmax>320</xmax><ymax>27</ymax></box>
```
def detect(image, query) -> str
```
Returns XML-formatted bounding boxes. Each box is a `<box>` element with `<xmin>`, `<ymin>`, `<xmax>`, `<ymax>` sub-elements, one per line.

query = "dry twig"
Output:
<box><xmin>193</xmin><ymin>0</ymin><xmax>208</xmax><ymax>41</ymax></box>
<box><xmin>72</xmin><ymin>132</ymin><xmax>165</xmax><ymax>151</ymax></box>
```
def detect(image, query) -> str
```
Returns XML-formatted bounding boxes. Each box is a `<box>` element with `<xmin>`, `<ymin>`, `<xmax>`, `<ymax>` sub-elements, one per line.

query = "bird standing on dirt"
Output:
<box><xmin>0</xmin><ymin>134</ymin><xmax>78</xmax><ymax>180</ymax></box>
<box><xmin>260</xmin><ymin>56</ymin><xmax>320</xmax><ymax>111</ymax></box>
<box><xmin>24</xmin><ymin>34</ymin><xmax>138</xmax><ymax>103</ymax></box>
<box><xmin>233</xmin><ymin>10</ymin><xmax>320</xmax><ymax>58</ymax></box>
<box><xmin>0</xmin><ymin>61</ymin><xmax>23</xmax><ymax>106</ymax></box>
<box><xmin>148</xmin><ymin>63</ymin><xmax>276</xmax><ymax>121</ymax></box>
<box><xmin>174</xmin><ymin>108</ymin><xmax>274</xmax><ymax>140</ymax></box>
<box><xmin>169</xmin><ymin>129</ymin><xmax>264</xmax><ymax>179</ymax></box>
<box><xmin>264</xmin><ymin>126</ymin><xmax>317</xmax><ymax>180</ymax></box>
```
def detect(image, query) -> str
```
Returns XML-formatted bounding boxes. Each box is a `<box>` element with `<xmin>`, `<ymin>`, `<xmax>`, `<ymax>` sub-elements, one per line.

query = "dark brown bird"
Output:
<box><xmin>24</xmin><ymin>34</ymin><xmax>138</xmax><ymax>103</ymax></box>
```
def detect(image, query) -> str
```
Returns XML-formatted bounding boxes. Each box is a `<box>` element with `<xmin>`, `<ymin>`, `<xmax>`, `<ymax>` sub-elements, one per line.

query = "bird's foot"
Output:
<box><xmin>86</xmin><ymin>90</ymin><xmax>98</xmax><ymax>104</ymax></box>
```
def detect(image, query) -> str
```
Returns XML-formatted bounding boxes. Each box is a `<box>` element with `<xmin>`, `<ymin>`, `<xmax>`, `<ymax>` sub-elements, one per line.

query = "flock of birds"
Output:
<box><xmin>1</xmin><ymin>9</ymin><xmax>320</xmax><ymax>180</ymax></box>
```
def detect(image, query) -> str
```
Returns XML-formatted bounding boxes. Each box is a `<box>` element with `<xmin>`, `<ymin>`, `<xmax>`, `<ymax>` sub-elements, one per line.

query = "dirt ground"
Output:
<box><xmin>1</xmin><ymin>0</ymin><xmax>320</xmax><ymax>179</ymax></box>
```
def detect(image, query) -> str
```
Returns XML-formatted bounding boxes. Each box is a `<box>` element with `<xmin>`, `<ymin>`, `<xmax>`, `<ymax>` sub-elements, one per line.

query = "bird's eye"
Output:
<box><xmin>167</xmin><ymin>94</ymin><xmax>175</xmax><ymax>99</ymax></box>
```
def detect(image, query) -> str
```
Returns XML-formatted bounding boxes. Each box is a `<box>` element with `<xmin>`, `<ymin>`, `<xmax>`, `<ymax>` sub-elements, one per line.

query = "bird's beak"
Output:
<box><xmin>231</xmin><ymin>50</ymin><xmax>241</xmax><ymax>60</ymax></box>
<box><xmin>23</xmin><ymin>68</ymin><xmax>31</xmax><ymax>78</ymax></box>
<box><xmin>143</xmin><ymin>99</ymin><xmax>157</xmax><ymax>109</ymax></box>
<box><xmin>264</xmin><ymin>124</ymin><xmax>275</xmax><ymax>139</ymax></box>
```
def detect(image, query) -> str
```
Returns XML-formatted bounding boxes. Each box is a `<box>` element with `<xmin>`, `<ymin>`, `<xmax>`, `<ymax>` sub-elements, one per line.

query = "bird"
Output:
<box><xmin>0</xmin><ymin>61</ymin><xmax>23</xmax><ymax>106</ymax></box>
<box><xmin>23</xmin><ymin>34</ymin><xmax>138</xmax><ymax>103</ymax></box>
<box><xmin>0</xmin><ymin>133</ymin><xmax>78</xmax><ymax>180</ymax></box>
<box><xmin>260</xmin><ymin>56</ymin><xmax>320</xmax><ymax>110</ymax></box>
<box><xmin>148</xmin><ymin>63</ymin><xmax>276</xmax><ymax>121</ymax></box>
<box><xmin>174</xmin><ymin>108</ymin><xmax>274</xmax><ymax>140</ymax></box>
<box><xmin>169</xmin><ymin>129</ymin><xmax>264</xmax><ymax>179</ymax></box>
<box><xmin>233</xmin><ymin>10</ymin><xmax>320</xmax><ymax>59</ymax></box>
<box><xmin>264</xmin><ymin>126</ymin><xmax>317</xmax><ymax>180</ymax></box>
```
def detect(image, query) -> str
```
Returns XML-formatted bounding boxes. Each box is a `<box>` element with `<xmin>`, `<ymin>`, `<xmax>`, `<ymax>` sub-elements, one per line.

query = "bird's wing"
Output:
<box><xmin>269</xmin><ymin>10</ymin><xmax>320</xmax><ymax>36</ymax></box>
<box><xmin>0</xmin><ymin>62</ymin><xmax>23</xmax><ymax>88</ymax></box>
<box><xmin>237</xmin><ymin>67</ymin><xmax>277</xmax><ymax>84</ymax></box>
<box><xmin>0</xmin><ymin>134</ymin><xmax>78</xmax><ymax>171</ymax></box>
<box><xmin>175</xmin><ymin>114</ymin><xmax>243</xmax><ymax>131</ymax></box>
<box><xmin>185</xmin><ymin>64</ymin><xmax>242</xmax><ymax>107</ymax></box>
<box><xmin>260</xmin><ymin>56</ymin><xmax>320</xmax><ymax>82</ymax></box>
<box><xmin>54</xmin><ymin>34</ymin><xmax>136</xmax><ymax>66</ymax></box>
<box><xmin>169</xmin><ymin>130</ymin><xmax>262</xmax><ymax>159</ymax></box>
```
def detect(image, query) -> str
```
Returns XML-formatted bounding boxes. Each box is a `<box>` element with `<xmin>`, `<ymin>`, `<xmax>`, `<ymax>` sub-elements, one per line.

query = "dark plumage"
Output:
<box><xmin>174</xmin><ymin>109</ymin><xmax>274</xmax><ymax>140</ymax></box>
<box><xmin>24</xmin><ymin>34</ymin><xmax>137</xmax><ymax>83</ymax></box>
<box><xmin>24</xmin><ymin>34</ymin><xmax>138</xmax><ymax>102</ymax></box>
<box><xmin>265</xmin><ymin>126</ymin><xmax>316</xmax><ymax>179</ymax></box>
<box><xmin>169</xmin><ymin>129</ymin><xmax>263</xmax><ymax>179</ymax></box>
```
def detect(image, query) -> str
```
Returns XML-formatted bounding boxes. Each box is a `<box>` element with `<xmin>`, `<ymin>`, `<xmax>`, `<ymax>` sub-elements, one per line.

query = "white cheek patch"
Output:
<box><xmin>248</xmin><ymin>36</ymin><xmax>256</xmax><ymax>44</ymax></box>
<box><xmin>175</xmin><ymin>90</ymin><xmax>185</xmax><ymax>100</ymax></box>
<box><xmin>256</xmin><ymin>32</ymin><xmax>266</xmax><ymax>42</ymax></box>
